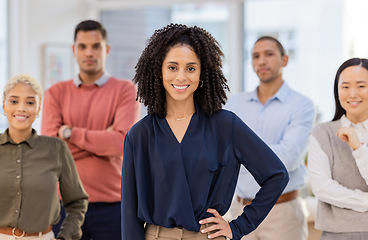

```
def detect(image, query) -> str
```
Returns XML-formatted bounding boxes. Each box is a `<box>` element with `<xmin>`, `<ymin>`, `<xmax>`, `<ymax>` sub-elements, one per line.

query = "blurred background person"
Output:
<box><xmin>41</xmin><ymin>20</ymin><xmax>140</xmax><ymax>240</ymax></box>
<box><xmin>225</xmin><ymin>36</ymin><xmax>315</xmax><ymax>240</ymax></box>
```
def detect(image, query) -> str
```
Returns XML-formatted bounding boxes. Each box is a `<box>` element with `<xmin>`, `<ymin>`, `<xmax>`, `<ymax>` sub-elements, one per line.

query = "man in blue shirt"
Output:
<box><xmin>225</xmin><ymin>36</ymin><xmax>315</xmax><ymax>240</ymax></box>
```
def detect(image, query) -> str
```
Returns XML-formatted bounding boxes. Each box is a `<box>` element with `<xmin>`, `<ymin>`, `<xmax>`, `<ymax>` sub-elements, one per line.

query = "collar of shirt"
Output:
<box><xmin>0</xmin><ymin>129</ymin><xmax>38</xmax><ymax>148</ymax></box>
<box><xmin>73</xmin><ymin>72</ymin><xmax>111</xmax><ymax>87</ymax></box>
<box><xmin>341</xmin><ymin>115</ymin><xmax>368</xmax><ymax>143</ymax></box>
<box><xmin>247</xmin><ymin>81</ymin><xmax>291</xmax><ymax>104</ymax></box>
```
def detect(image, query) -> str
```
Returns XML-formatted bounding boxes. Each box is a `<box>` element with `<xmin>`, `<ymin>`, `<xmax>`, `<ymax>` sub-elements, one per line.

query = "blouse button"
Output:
<box><xmin>15</xmin><ymin>210</ymin><xmax>19</xmax><ymax>213</ymax></box>
<box><xmin>16</xmin><ymin>175</ymin><xmax>20</xmax><ymax>179</ymax></box>
<box><xmin>17</xmin><ymin>192</ymin><xmax>20</xmax><ymax>196</ymax></box>
<box><xmin>18</xmin><ymin>145</ymin><xmax>21</xmax><ymax>148</ymax></box>
<box><xmin>17</xmin><ymin>159</ymin><xmax>21</xmax><ymax>163</ymax></box>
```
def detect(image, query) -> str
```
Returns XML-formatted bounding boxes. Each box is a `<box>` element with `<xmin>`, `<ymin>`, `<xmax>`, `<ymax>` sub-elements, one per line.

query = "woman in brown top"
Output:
<box><xmin>0</xmin><ymin>74</ymin><xmax>88</xmax><ymax>240</ymax></box>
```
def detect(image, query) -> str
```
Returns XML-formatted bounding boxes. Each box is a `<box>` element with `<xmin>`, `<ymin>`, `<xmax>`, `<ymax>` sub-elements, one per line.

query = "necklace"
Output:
<box><xmin>176</xmin><ymin>116</ymin><xmax>188</xmax><ymax>121</ymax></box>
<box><xmin>175</xmin><ymin>113</ymin><xmax>194</xmax><ymax>121</ymax></box>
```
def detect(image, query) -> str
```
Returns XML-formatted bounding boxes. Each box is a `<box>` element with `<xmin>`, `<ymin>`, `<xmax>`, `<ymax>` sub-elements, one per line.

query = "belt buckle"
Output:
<box><xmin>12</xmin><ymin>228</ymin><xmax>25</xmax><ymax>239</ymax></box>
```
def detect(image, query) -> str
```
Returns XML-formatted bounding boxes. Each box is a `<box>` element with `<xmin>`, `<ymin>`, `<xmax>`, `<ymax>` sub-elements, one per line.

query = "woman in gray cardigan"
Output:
<box><xmin>308</xmin><ymin>58</ymin><xmax>368</xmax><ymax>240</ymax></box>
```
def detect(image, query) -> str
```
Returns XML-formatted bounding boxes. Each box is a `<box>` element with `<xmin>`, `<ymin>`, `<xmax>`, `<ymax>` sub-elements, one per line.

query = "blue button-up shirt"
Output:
<box><xmin>225</xmin><ymin>82</ymin><xmax>315</xmax><ymax>198</ymax></box>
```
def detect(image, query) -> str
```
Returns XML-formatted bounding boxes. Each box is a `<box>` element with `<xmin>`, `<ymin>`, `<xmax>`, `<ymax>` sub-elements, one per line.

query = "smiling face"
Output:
<box><xmin>338</xmin><ymin>65</ymin><xmax>368</xmax><ymax>123</ymax></box>
<box><xmin>3</xmin><ymin>84</ymin><xmax>40</xmax><ymax>138</ymax></box>
<box><xmin>252</xmin><ymin>39</ymin><xmax>288</xmax><ymax>84</ymax></box>
<box><xmin>161</xmin><ymin>44</ymin><xmax>201</xmax><ymax>105</ymax></box>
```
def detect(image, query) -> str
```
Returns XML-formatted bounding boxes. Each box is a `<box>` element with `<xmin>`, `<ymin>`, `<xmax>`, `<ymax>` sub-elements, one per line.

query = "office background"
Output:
<box><xmin>1</xmin><ymin>0</ymin><xmax>368</xmax><ymax>132</ymax></box>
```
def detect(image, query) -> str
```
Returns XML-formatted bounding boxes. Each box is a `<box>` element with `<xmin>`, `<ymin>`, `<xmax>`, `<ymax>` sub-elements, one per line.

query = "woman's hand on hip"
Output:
<box><xmin>199</xmin><ymin>208</ymin><xmax>233</xmax><ymax>239</ymax></box>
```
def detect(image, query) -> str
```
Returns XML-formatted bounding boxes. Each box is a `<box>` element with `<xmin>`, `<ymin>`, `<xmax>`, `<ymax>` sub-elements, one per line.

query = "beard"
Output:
<box><xmin>259</xmin><ymin>75</ymin><xmax>277</xmax><ymax>84</ymax></box>
<box><xmin>80</xmin><ymin>65</ymin><xmax>101</xmax><ymax>76</ymax></box>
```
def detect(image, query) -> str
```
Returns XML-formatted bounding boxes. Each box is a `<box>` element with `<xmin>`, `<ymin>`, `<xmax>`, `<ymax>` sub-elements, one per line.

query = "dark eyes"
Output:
<box><xmin>341</xmin><ymin>85</ymin><xmax>367</xmax><ymax>89</ymax></box>
<box><xmin>167</xmin><ymin>66</ymin><xmax>196</xmax><ymax>72</ymax></box>
<box><xmin>9</xmin><ymin>100</ymin><xmax>35</xmax><ymax>105</ymax></box>
<box><xmin>78</xmin><ymin>45</ymin><xmax>101</xmax><ymax>50</ymax></box>
<box><xmin>252</xmin><ymin>53</ymin><xmax>274</xmax><ymax>59</ymax></box>
<box><xmin>168</xmin><ymin>66</ymin><xmax>177</xmax><ymax>71</ymax></box>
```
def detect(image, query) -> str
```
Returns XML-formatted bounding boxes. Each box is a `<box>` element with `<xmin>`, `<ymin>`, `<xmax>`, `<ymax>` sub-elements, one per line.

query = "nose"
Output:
<box><xmin>176</xmin><ymin>69</ymin><xmax>186</xmax><ymax>82</ymax></box>
<box><xmin>85</xmin><ymin>46</ymin><xmax>93</xmax><ymax>56</ymax></box>
<box><xmin>253</xmin><ymin>55</ymin><xmax>265</xmax><ymax>70</ymax></box>
<box><xmin>349</xmin><ymin>87</ymin><xmax>358</xmax><ymax>98</ymax></box>
<box><xmin>258</xmin><ymin>54</ymin><xmax>266</xmax><ymax>65</ymax></box>
<box><xmin>16</xmin><ymin>102</ymin><xmax>26</xmax><ymax>112</ymax></box>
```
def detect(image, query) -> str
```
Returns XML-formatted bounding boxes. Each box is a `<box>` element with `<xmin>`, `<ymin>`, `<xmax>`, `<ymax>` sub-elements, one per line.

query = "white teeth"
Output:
<box><xmin>173</xmin><ymin>85</ymin><xmax>188</xmax><ymax>90</ymax></box>
<box><xmin>14</xmin><ymin>116</ymin><xmax>27</xmax><ymax>121</ymax></box>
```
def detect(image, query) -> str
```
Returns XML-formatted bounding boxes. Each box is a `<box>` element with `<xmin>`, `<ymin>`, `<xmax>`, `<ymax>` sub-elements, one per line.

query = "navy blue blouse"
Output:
<box><xmin>121</xmin><ymin>107</ymin><xmax>288</xmax><ymax>240</ymax></box>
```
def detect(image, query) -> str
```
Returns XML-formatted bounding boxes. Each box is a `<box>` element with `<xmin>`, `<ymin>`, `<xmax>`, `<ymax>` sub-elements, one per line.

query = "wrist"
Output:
<box><xmin>62</xmin><ymin>127</ymin><xmax>72</xmax><ymax>140</ymax></box>
<box><xmin>353</xmin><ymin>142</ymin><xmax>364</xmax><ymax>151</ymax></box>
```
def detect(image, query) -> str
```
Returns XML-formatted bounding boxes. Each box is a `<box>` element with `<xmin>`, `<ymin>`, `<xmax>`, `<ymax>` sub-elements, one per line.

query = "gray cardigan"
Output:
<box><xmin>312</xmin><ymin>120</ymin><xmax>368</xmax><ymax>233</ymax></box>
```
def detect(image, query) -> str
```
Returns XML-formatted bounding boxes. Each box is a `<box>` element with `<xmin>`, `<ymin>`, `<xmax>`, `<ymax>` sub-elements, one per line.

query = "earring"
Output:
<box><xmin>198</xmin><ymin>80</ymin><xmax>203</xmax><ymax>88</ymax></box>
<box><xmin>36</xmin><ymin>114</ymin><xmax>39</xmax><ymax>118</ymax></box>
<box><xmin>3</xmin><ymin>112</ymin><xmax>5</xmax><ymax>116</ymax></box>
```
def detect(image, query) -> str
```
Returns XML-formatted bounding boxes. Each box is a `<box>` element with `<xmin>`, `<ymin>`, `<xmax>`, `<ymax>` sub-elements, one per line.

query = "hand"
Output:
<box><xmin>106</xmin><ymin>125</ymin><xmax>114</xmax><ymax>131</ymax></box>
<box><xmin>199</xmin><ymin>208</ymin><xmax>233</xmax><ymax>239</ymax></box>
<box><xmin>58</xmin><ymin>125</ymin><xmax>71</xmax><ymax>140</ymax></box>
<box><xmin>336</xmin><ymin>127</ymin><xmax>361</xmax><ymax>150</ymax></box>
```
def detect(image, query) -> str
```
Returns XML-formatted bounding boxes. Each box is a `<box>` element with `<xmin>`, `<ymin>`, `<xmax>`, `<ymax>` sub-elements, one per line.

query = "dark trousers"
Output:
<box><xmin>53</xmin><ymin>202</ymin><xmax>121</xmax><ymax>240</ymax></box>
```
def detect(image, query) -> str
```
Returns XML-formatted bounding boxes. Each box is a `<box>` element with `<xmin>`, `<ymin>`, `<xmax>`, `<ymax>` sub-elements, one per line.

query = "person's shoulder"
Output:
<box><xmin>0</xmin><ymin>132</ymin><xmax>6</xmax><ymax>141</ymax></box>
<box><xmin>36</xmin><ymin>134</ymin><xmax>66</xmax><ymax>148</ymax></box>
<box><xmin>312</xmin><ymin>120</ymin><xmax>338</xmax><ymax>135</ymax></box>
<box><xmin>106</xmin><ymin>77</ymin><xmax>137</xmax><ymax>94</ymax></box>
<box><xmin>46</xmin><ymin>79</ymin><xmax>74</xmax><ymax>93</ymax></box>
<box><xmin>287</xmin><ymin>86</ymin><xmax>313</xmax><ymax>104</ymax></box>
<box><xmin>126</xmin><ymin>115</ymin><xmax>153</xmax><ymax>137</ymax></box>
<box><xmin>224</xmin><ymin>91</ymin><xmax>254</xmax><ymax>112</ymax></box>
<box><xmin>211</xmin><ymin>109</ymin><xmax>239</xmax><ymax>124</ymax></box>
<box><xmin>209</xmin><ymin>109</ymin><xmax>250</xmax><ymax>135</ymax></box>
<box><xmin>108</xmin><ymin>77</ymin><xmax>136</xmax><ymax>87</ymax></box>
<box><xmin>227</xmin><ymin>91</ymin><xmax>252</xmax><ymax>103</ymax></box>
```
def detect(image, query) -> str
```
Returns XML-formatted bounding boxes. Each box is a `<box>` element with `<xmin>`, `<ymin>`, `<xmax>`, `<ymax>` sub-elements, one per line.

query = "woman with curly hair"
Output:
<box><xmin>121</xmin><ymin>23</ymin><xmax>288</xmax><ymax>240</ymax></box>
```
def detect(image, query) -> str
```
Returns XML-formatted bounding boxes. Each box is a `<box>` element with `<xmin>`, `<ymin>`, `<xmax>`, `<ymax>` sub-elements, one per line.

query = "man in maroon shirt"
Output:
<box><xmin>42</xmin><ymin>20</ymin><xmax>140</xmax><ymax>240</ymax></box>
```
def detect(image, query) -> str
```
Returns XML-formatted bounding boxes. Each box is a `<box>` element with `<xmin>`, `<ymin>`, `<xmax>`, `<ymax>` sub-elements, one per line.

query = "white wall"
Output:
<box><xmin>6</xmin><ymin>0</ymin><xmax>362</xmax><ymax>129</ymax></box>
<box><xmin>8</xmin><ymin>0</ymin><xmax>91</xmax><ymax>131</ymax></box>
<box><xmin>10</xmin><ymin>0</ymin><xmax>90</xmax><ymax>80</ymax></box>
<box><xmin>243</xmin><ymin>0</ymin><xmax>344</xmax><ymax>122</ymax></box>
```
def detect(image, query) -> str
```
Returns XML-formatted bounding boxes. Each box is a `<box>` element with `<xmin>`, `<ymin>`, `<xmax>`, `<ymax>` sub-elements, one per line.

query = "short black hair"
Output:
<box><xmin>74</xmin><ymin>20</ymin><xmax>107</xmax><ymax>42</ymax></box>
<box><xmin>133</xmin><ymin>23</ymin><xmax>229</xmax><ymax>118</ymax></box>
<box><xmin>332</xmin><ymin>58</ymin><xmax>368</xmax><ymax>121</ymax></box>
<box><xmin>254</xmin><ymin>36</ymin><xmax>286</xmax><ymax>56</ymax></box>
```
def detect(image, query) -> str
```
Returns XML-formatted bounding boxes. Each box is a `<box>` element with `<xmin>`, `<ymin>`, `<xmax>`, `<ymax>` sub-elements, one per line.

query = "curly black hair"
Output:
<box><xmin>133</xmin><ymin>23</ymin><xmax>229</xmax><ymax>118</ymax></box>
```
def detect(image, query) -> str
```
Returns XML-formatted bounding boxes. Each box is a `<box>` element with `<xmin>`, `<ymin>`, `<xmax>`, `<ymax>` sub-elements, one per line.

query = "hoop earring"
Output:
<box><xmin>198</xmin><ymin>80</ymin><xmax>203</xmax><ymax>88</ymax></box>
